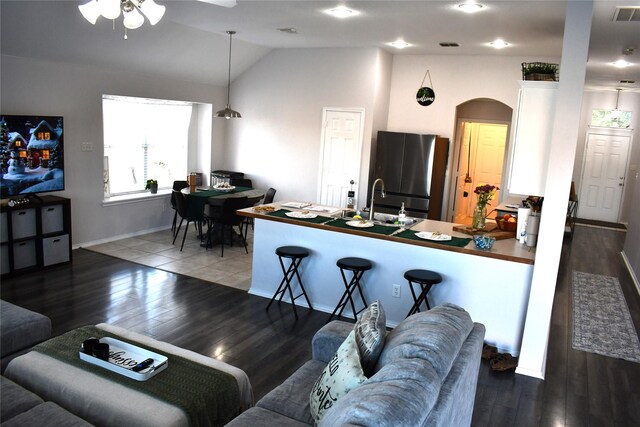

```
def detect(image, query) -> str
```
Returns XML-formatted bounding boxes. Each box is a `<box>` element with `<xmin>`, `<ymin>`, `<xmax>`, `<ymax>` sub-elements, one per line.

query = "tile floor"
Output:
<box><xmin>85</xmin><ymin>225</ymin><xmax>254</xmax><ymax>291</ymax></box>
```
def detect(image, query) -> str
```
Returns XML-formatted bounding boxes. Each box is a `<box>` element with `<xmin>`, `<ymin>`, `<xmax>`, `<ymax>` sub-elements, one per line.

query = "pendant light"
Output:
<box><xmin>215</xmin><ymin>31</ymin><xmax>242</xmax><ymax>119</ymax></box>
<box><xmin>611</xmin><ymin>89</ymin><xmax>622</xmax><ymax>120</ymax></box>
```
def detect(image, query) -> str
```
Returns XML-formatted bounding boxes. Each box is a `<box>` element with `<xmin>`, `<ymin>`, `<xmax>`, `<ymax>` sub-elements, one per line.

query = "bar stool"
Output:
<box><xmin>404</xmin><ymin>269</ymin><xmax>442</xmax><ymax>318</ymax></box>
<box><xmin>328</xmin><ymin>257</ymin><xmax>373</xmax><ymax>322</ymax></box>
<box><xmin>266</xmin><ymin>246</ymin><xmax>313</xmax><ymax>319</ymax></box>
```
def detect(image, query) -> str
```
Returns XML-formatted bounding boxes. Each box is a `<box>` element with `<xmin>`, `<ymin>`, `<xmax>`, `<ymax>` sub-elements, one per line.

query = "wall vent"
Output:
<box><xmin>613</xmin><ymin>7</ymin><xmax>640</xmax><ymax>22</ymax></box>
<box><xmin>439</xmin><ymin>42</ymin><xmax>460</xmax><ymax>47</ymax></box>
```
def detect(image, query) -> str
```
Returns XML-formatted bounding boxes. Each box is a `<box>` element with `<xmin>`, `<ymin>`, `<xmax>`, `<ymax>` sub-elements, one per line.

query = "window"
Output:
<box><xmin>102</xmin><ymin>95</ymin><xmax>193</xmax><ymax>197</ymax></box>
<box><xmin>591</xmin><ymin>109</ymin><xmax>632</xmax><ymax>129</ymax></box>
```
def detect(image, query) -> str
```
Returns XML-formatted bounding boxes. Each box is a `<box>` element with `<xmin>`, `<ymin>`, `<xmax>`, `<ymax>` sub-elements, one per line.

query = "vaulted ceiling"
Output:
<box><xmin>1</xmin><ymin>1</ymin><xmax>639</xmax><ymax>92</ymax></box>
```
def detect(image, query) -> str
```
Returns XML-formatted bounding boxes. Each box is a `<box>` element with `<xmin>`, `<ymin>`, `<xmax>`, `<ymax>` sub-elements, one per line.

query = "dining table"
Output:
<box><xmin>180</xmin><ymin>186</ymin><xmax>266</xmax><ymax>248</ymax></box>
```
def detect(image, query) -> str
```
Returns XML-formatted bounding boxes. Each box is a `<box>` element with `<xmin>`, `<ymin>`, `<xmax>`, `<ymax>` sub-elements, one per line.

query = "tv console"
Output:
<box><xmin>1</xmin><ymin>195</ymin><xmax>71</xmax><ymax>276</ymax></box>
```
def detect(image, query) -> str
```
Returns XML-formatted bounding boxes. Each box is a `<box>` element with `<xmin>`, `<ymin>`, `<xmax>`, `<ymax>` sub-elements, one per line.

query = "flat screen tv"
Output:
<box><xmin>0</xmin><ymin>115</ymin><xmax>64</xmax><ymax>199</ymax></box>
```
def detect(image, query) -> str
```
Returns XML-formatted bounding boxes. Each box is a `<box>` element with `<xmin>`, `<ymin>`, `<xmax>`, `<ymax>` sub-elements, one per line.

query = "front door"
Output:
<box><xmin>318</xmin><ymin>108</ymin><xmax>364</xmax><ymax>207</ymax></box>
<box><xmin>578</xmin><ymin>132</ymin><xmax>631</xmax><ymax>222</ymax></box>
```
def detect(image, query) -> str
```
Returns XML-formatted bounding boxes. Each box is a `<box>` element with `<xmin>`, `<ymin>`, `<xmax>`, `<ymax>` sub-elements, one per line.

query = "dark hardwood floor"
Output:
<box><xmin>2</xmin><ymin>225</ymin><xmax>640</xmax><ymax>425</ymax></box>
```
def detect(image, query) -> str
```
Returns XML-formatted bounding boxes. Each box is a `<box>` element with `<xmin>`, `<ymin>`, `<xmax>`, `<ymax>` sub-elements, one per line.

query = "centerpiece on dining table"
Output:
<box><xmin>472</xmin><ymin>183</ymin><xmax>498</xmax><ymax>230</ymax></box>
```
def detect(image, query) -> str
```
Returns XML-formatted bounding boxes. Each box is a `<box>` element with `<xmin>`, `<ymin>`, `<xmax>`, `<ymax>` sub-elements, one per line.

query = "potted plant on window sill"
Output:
<box><xmin>145</xmin><ymin>179</ymin><xmax>158</xmax><ymax>194</ymax></box>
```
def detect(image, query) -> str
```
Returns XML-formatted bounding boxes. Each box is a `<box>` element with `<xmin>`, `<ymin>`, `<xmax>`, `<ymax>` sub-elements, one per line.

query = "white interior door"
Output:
<box><xmin>578</xmin><ymin>132</ymin><xmax>631</xmax><ymax>222</ymax></box>
<box><xmin>318</xmin><ymin>109</ymin><xmax>363</xmax><ymax>207</ymax></box>
<box><xmin>453</xmin><ymin>122</ymin><xmax>507</xmax><ymax>224</ymax></box>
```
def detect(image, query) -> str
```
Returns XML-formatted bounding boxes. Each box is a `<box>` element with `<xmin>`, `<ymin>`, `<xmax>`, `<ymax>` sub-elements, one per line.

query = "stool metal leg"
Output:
<box><xmin>266</xmin><ymin>256</ymin><xmax>312</xmax><ymax>319</ymax></box>
<box><xmin>406</xmin><ymin>282</ymin><xmax>433</xmax><ymax>318</ymax></box>
<box><xmin>328</xmin><ymin>269</ymin><xmax>368</xmax><ymax>322</ymax></box>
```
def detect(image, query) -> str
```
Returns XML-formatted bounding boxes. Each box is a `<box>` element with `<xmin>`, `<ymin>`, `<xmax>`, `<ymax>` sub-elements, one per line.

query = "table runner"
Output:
<box><xmin>33</xmin><ymin>326</ymin><xmax>241</xmax><ymax>427</ymax></box>
<box><xmin>325</xmin><ymin>218</ymin><xmax>399</xmax><ymax>236</ymax></box>
<box><xmin>395</xmin><ymin>229</ymin><xmax>472</xmax><ymax>247</ymax></box>
<box><xmin>267</xmin><ymin>209</ymin><xmax>333</xmax><ymax>224</ymax></box>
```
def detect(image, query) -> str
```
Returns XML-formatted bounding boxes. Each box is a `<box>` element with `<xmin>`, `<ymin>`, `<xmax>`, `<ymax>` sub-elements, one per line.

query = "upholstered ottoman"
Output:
<box><xmin>5</xmin><ymin>323</ymin><xmax>253</xmax><ymax>427</ymax></box>
<box><xmin>0</xmin><ymin>300</ymin><xmax>52</xmax><ymax>372</ymax></box>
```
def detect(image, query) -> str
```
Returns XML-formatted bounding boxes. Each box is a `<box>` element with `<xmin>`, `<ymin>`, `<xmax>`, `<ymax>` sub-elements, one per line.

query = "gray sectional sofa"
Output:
<box><xmin>226</xmin><ymin>303</ymin><xmax>485</xmax><ymax>427</ymax></box>
<box><xmin>1</xmin><ymin>299</ymin><xmax>51</xmax><ymax>373</ymax></box>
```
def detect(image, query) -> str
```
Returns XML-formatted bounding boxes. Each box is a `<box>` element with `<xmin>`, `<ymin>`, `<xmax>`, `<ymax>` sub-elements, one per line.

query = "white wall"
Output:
<box><xmin>1</xmin><ymin>55</ymin><xmax>226</xmax><ymax>246</ymax></box>
<box><xmin>574</xmin><ymin>91</ymin><xmax>640</xmax><ymax>223</ymax></box>
<box><xmin>225</xmin><ymin>48</ymin><xmax>392</xmax><ymax>204</ymax></box>
<box><xmin>387</xmin><ymin>55</ymin><xmax>560</xmax><ymax>138</ymax></box>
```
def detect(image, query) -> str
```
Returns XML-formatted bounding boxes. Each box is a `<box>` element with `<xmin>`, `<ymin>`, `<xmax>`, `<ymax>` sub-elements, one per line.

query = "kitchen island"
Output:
<box><xmin>238</xmin><ymin>203</ymin><xmax>535</xmax><ymax>355</ymax></box>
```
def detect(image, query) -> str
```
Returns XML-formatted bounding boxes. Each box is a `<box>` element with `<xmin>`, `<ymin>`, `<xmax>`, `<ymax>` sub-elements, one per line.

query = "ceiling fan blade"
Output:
<box><xmin>196</xmin><ymin>0</ymin><xmax>237</xmax><ymax>8</ymax></box>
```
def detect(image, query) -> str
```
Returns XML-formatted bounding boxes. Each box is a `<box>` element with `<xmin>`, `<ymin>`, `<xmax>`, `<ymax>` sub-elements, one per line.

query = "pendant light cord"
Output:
<box><xmin>226</xmin><ymin>31</ymin><xmax>233</xmax><ymax>105</ymax></box>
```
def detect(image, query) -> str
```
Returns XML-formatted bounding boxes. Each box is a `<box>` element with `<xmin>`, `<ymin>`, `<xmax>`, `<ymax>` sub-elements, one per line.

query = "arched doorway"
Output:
<box><xmin>447</xmin><ymin>99</ymin><xmax>513</xmax><ymax>224</ymax></box>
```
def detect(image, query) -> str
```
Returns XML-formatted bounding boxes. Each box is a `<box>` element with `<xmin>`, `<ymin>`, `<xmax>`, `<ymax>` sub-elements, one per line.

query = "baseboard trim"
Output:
<box><xmin>74</xmin><ymin>225</ymin><xmax>172</xmax><ymax>249</ymax></box>
<box><xmin>621</xmin><ymin>250</ymin><xmax>640</xmax><ymax>297</ymax></box>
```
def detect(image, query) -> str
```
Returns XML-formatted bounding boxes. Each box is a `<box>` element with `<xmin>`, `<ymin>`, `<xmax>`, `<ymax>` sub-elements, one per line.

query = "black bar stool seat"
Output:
<box><xmin>266</xmin><ymin>246</ymin><xmax>313</xmax><ymax>319</ymax></box>
<box><xmin>329</xmin><ymin>257</ymin><xmax>373</xmax><ymax>322</ymax></box>
<box><xmin>405</xmin><ymin>269</ymin><xmax>442</xmax><ymax>318</ymax></box>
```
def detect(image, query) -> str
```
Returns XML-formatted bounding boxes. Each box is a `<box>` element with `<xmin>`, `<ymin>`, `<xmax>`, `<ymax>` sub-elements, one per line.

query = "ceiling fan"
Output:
<box><xmin>196</xmin><ymin>0</ymin><xmax>237</xmax><ymax>7</ymax></box>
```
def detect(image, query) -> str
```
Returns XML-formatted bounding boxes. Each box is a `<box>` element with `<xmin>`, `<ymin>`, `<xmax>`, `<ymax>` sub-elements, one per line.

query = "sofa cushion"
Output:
<box><xmin>374</xmin><ymin>303</ymin><xmax>474</xmax><ymax>381</ymax></box>
<box><xmin>354</xmin><ymin>300</ymin><xmax>386</xmax><ymax>376</ymax></box>
<box><xmin>1</xmin><ymin>375</ymin><xmax>44</xmax><ymax>422</ymax></box>
<box><xmin>2</xmin><ymin>401</ymin><xmax>94</xmax><ymax>427</ymax></box>
<box><xmin>310</xmin><ymin>330</ymin><xmax>367</xmax><ymax>423</ymax></box>
<box><xmin>256</xmin><ymin>359</ymin><xmax>325</xmax><ymax>424</ymax></box>
<box><xmin>320</xmin><ymin>303</ymin><xmax>476</xmax><ymax>427</ymax></box>
<box><xmin>0</xmin><ymin>300</ymin><xmax>51</xmax><ymax>358</ymax></box>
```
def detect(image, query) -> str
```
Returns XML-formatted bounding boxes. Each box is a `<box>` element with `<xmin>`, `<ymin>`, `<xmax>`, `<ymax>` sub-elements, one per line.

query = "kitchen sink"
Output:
<box><xmin>343</xmin><ymin>211</ymin><xmax>422</xmax><ymax>227</ymax></box>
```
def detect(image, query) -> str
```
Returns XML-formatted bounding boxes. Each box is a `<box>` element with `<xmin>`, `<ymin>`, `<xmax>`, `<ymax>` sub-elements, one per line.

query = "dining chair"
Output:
<box><xmin>230</xmin><ymin>178</ymin><xmax>253</xmax><ymax>188</ymax></box>
<box><xmin>205</xmin><ymin>196</ymin><xmax>251</xmax><ymax>257</ymax></box>
<box><xmin>172</xmin><ymin>190</ymin><xmax>204</xmax><ymax>251</ymax></box>
<box><xmin>263</xmin><ymin>187</ymin><xmax>276</xmax><ymax>204</ymax></box>
<box><xmin>170</xmin><ymin>180</ymin><xmax>189</xmax><ymax>233</ymax></box>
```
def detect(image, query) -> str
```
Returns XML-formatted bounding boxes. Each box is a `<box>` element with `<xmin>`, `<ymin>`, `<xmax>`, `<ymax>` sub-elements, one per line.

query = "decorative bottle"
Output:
<box><xmin>398</xmin><ymin>202</ymin><xmax>407</xmax><ymax>225</ymax></box>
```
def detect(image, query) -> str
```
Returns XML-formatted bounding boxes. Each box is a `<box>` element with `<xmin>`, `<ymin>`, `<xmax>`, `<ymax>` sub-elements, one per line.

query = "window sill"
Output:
<box><xmin>102</xmin><ymin>189</ymin><xmax>171</xmax><ymax>207</ymax></box>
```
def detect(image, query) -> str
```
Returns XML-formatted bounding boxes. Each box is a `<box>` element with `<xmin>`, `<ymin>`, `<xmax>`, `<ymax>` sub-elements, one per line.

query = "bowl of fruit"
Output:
<box><xmin>496</xmin><ymin>214</ymin><xmax>518</xmax><ymax>232</ymax></box>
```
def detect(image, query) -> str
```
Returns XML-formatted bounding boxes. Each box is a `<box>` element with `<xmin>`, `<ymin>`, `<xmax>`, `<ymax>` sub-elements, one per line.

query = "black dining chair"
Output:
<box><xmin>172</xmin><ymin>190</ymin><xmax>204</xmax><ymax>251</ymax></box>
<box><xmin>205</xmin><ymin>196</ymin><xmax>251</xmax><ymax>257</ymax></box>
<box><xmin>170</xmin><ymin>180</ymin><xmax>189</xmax><ymax>234</ymax></box>
<box><xmin>263</xmin><ymin>187</ymin><xmax>276</xmax><ymax>204</ymax></box>
<box><xmin>230</xmin><ymin>178</ymin><xmax>253</xmax><ymax>188</ymax></box>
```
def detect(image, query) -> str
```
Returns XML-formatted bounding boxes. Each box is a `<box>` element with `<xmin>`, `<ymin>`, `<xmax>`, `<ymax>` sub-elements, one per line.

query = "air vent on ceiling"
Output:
<box><xmin>613</xmin><ymin>6</ymin><xmax>640</xmax><ymax>22</ymax></box>
<box><xmin>620</xmin><ymin>80</ymin><xmax>636</xmax><ymax>84</ymax></box>
<box><xmin>439</xmin><ymin>42</ymin><xmax>460</xmax><ymax>47</ymax></box>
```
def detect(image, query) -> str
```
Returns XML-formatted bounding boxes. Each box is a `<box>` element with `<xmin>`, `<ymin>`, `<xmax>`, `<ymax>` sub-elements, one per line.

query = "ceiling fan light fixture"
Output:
<box><xmin>123</xmin><ymin>1</ymin><xmax>145</xmax><ymax>29</ymax></box>
<box><xmin>98</xmin><ymin>0</ymin><xmax>122</xmax><ymax>20</ymax></box>
<box><xmin>78</xmin><ymin>0</ymin><xmax>101</xmax><ymax>24</ymax></box>
<box><xmin>215</xmin><ymin>31</ymin><xmax>242</xmax><ymax>119</ymax></box>
<box><xmin>136</xmin><ymin>0</ymin><xmax>166</xmax><ymax>25</ymax></box>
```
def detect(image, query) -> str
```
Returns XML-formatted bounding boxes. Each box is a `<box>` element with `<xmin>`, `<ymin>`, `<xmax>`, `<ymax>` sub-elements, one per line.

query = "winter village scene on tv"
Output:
<box><xmin>0</xmin><ymin>116</ymin><xmax>64</xmax><ymax>198</ymax></box>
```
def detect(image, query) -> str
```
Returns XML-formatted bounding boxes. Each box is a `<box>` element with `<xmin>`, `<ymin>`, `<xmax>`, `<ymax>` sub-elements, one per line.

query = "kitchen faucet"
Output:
<box><xmin>369</xmin><ymin>178</ymin><xmax>386</xmax><ymax>221</ymax></box>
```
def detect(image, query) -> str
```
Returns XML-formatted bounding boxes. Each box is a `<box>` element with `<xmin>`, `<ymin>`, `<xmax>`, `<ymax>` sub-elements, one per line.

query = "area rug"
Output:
<box><xmin>572</xmin><ymin>271</ymin><xmax>640</xmax><ymax>363</ymax></box>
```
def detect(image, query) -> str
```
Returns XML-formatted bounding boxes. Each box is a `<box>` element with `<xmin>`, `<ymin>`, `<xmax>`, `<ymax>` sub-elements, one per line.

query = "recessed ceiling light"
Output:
<box><xmin>489</xmin><ymin>39</ymin><xmax>509</xmax><ymax>49</ymax></box>
<box><xmin>457</xmin><ymin>2</ymin><xmax>485</xmax><ymax>13</ymax></box>
<box><xmin>389</xmin><ymin>39</ymin><xmax>411</xmax><ymax>49</ymax></box>
<box><xmin>611</xmin><ymin>59</ymin><xmax>633</xmax><ymax>68</ymax></box>
<box><xmin>325</xmin><ymin>6</ymin><xmax>359</xmax><ymax>18</ymax></box>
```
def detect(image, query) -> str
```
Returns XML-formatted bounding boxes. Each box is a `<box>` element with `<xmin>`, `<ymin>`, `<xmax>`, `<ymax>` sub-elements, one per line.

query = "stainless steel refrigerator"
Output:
<box><xmin>370</xmin><ymin>131</ymin><xmax>449</xmax><ymax>220</ymax></box>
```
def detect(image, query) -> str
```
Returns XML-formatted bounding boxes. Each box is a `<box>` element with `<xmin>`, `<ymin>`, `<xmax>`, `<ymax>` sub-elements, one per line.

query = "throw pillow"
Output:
<box><xmin>354</xmin><ymin>300</ymin><xmax>386</xmax><ymax>376</ymax></box>
<box><xmin>309</xmin><ymin>330</ymin><xmax>367</xmax><ymax>423</ymax></box>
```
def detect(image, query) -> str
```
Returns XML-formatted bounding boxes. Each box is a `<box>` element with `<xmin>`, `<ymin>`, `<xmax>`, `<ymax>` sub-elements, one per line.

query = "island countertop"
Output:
<box><xmin>238</xmin><ymin>202</ymin><xmax>535</xmax><ymax>265</ymax></box>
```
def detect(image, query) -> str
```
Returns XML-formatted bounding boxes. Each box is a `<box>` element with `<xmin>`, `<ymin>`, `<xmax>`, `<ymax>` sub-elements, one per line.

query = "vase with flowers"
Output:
<box><xmin>471</xmin><ymin>183</ymin><xmax>498</xmax><ymax>230</ymax></box>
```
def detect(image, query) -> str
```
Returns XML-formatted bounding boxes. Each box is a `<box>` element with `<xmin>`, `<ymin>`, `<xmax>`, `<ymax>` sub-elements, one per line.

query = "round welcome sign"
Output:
<box><xmin>416</xmin><ymin>87</ymin><xmax>435</xmax><ymax>106</ymax></box>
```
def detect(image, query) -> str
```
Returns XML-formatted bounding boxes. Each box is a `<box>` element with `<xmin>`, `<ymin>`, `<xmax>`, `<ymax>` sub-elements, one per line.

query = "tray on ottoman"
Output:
<box><xmin>79</xmin><ymin>337</ymin><xmax>168</xmax><ymax>381</ymax></box>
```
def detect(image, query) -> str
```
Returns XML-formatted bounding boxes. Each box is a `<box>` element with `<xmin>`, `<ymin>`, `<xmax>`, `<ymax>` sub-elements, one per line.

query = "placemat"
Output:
<box><xmin>267</xmin><ymin>209</ymin><xmax>333</xmax><ymax>224</ymax></box>
<box><xmin>186</xmin><ymin>186</ymin><xmax>252</xmax><ymax>218</ymax></box>
<box><xmin>395</xmin><ymin>229</ymin><xmax>472</xmax><ymax>247</ymax></box>
<box><xmin>33</xmin><ymin>326</ymin><xmax>241</xmax><ymax>427</ymax></box>
<box><xmin>325</xmin><ymin>218</ymin><xmax>398</xmax><ymax>236</ymax></box>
